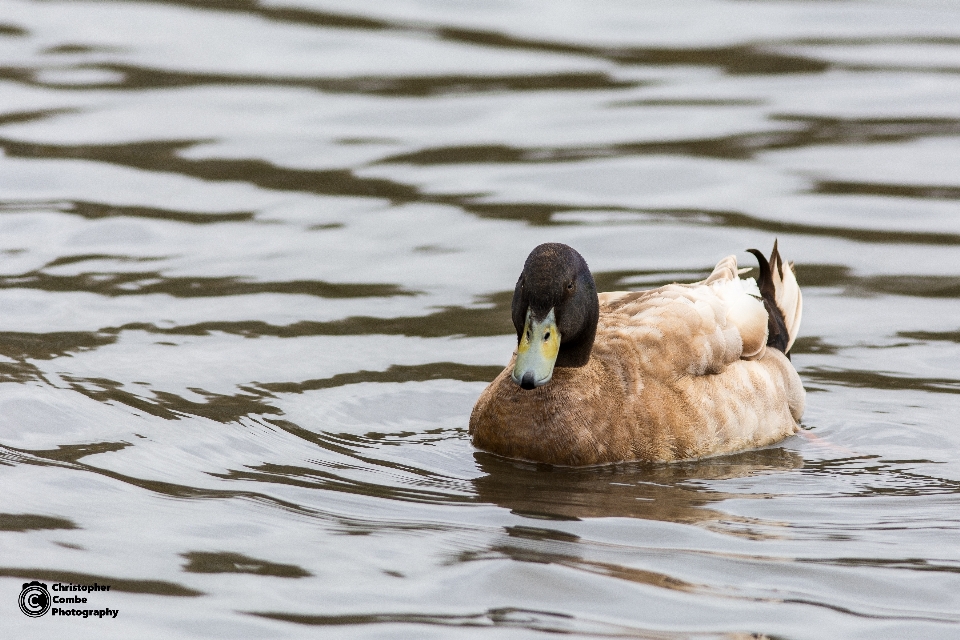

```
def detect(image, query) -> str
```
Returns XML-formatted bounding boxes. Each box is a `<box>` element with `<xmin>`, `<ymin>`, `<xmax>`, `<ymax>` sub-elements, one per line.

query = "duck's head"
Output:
<box><xmin>510</xmin><ymin>243</ymin><xmax>599</xmax><ymax>390</ymax></box>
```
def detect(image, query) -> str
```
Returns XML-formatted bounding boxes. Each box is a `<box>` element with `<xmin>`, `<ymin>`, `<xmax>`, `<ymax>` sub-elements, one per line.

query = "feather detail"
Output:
<box><xmin>747</xmin><ymin>241</ymin><xmax>803</xmax><ymax>354</ymax></box>
<box><xmin>774</xmin><ymin>255</ymin><xmax>803</xmax><ymax>352</ymax></box>
<box><xmin>704</xmin><ymin>257</ymin><xmax>768</xmax><ymax>360</ymax></box>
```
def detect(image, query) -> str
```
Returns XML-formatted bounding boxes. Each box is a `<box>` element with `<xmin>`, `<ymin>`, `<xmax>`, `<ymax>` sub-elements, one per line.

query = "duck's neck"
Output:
<box><xmin>555</xmin><ymin>316</ymin><xmax>597</xmax><ymax>368</ymax></box>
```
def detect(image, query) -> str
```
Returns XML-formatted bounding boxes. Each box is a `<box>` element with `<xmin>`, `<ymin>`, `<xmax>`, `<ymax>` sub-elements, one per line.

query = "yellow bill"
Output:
<box><xmin>512</xmin><ymin>308</ymin><xmax>561</xmax><ymax>389</ymax></box>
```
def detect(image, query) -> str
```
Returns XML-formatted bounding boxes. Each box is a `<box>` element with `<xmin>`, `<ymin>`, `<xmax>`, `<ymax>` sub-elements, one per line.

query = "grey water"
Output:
<box><xmin>1</xmin><ymin>0</ymin><xmax>959</xmax><ymax>638</ymax></box>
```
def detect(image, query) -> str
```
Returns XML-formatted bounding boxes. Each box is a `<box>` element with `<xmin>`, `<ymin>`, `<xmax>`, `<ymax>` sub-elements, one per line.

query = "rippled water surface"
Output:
<box><xmin>2</xmin><ymin>1</ymin><xmax>960</xmax><ymax>637</ymax></box>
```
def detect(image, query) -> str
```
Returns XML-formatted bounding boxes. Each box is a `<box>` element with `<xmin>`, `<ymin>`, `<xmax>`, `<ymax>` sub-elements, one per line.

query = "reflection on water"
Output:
<box><xmin>250</xmin><ymin>607</ymin><xmax>725</xmax><ymax>639</ymax></box>
<box><xmin>379</xmin><ymin>116</ymin><xmax>960</xmax><ymax>164</ymax></box>
<box><xmin>473</xmin><ymin>449</ymin><xmax>803</xmax><ymax>527</ymax></box>
<box><xmin>181</xmin><ymin>551</ymin><xmax>311</xmax><ymax>578</ymax></box>
<box><xmin>0</xmin><ymin>513</ymin><xmax>76</xmax><ymax>532</ymax></box>
<box><xmin>0</xmin><ymin>567</ymin><xmax>202</xmax><ymax>597</ymax></box>
<box><xmin>2</xmin><ymin>0</ymin><xmax>960</xmax><ymax>638</ymax></box>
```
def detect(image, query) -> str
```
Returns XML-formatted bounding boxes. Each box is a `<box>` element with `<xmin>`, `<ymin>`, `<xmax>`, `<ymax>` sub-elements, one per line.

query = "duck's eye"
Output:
<box><xmin>526</xmin><ymin>330</ymin><xmax>531</xmax><ymax>340</ymax></box>
<box><xmin>567</xmin><ymin>282</ymin><xmax>574</xmax><ymax>290</ymax></box>
<box><xmin>543</xmin><ymin>331</ymin><xmax>551</xmax><ymax>341</ymax></box>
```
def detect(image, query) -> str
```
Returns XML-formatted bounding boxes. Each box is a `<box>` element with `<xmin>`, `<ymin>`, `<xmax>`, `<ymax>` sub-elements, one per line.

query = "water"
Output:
<box><xmin>1</xmin><ymin>0</ymin><xmax>959</xmax><ymax>637</ymax></box>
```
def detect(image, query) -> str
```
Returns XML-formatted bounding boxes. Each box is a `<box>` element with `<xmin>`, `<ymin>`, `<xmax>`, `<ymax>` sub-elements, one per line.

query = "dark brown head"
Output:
<box><xmin>510</xmin><ymin>243</ymin><xmax>599</xmax><ymax>389</ymax></box>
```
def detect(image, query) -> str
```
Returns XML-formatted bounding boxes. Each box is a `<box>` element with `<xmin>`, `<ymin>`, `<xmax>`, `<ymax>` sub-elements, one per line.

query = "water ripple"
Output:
<box><xmin>0</xmin><ymin>270</ymin><xmax>413</xmax><ymax>299</ymax></box>
<box><xmin>379</xmin><ymin>116</ymin><xmax>960</xmax><ymax>164</ymax></box>
<box><xmin>0</xmin><ymin>567</ymin><xmax>201</xmax><ymax>597</ymax></box>
<box><xmin>250</xmin><ymin>606</ymin><xmax>729</xmax><ymax>638</ymax></box>
<box><xmin>0</xmin><ymin>62</ymin><xmax>636</xmax><ymax>95</ymax></box>
<box><xmin>0</xmin><ymin>199</ymin><xmax>255</xmax><ymax>224</ymax></box>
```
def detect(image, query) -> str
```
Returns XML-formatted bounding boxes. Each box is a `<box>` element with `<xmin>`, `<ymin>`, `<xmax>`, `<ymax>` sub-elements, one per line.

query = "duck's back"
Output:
<box><xmin>469</xmin><ymin>255</ymin><xmax>805</xmax><ymax>465</ymax></box>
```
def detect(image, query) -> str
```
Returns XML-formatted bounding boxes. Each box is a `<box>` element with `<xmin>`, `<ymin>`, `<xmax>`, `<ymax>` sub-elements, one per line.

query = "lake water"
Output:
<box><xmin>1</xmin><ymin>1</ymin><xmax>959</xmax><ymax>638</ymax></box>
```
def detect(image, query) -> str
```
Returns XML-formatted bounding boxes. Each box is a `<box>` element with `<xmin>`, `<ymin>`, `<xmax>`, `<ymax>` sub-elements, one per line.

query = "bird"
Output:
<box><xmin>469</xmin><ymin>241</ymin><xmax>804</xmax><ymax>465</ymax></box>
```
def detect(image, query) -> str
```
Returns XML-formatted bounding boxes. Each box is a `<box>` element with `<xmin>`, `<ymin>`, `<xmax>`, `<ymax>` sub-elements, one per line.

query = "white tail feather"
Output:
<box><xmin>704</xmin><ymin>256</ymin><xmax>769</xmax><ymax>360</ymax></box>
<box><xmin>770</xmin><ymin>243</ymin><xmax>803</xmax><ymax>352</ymax></box>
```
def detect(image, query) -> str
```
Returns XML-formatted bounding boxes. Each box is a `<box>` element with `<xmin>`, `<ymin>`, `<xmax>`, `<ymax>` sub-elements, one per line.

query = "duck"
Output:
<box><xmin>469</xmin><ymin>241</ymin><xmax>804</xmax><ymax>465</ymax></box>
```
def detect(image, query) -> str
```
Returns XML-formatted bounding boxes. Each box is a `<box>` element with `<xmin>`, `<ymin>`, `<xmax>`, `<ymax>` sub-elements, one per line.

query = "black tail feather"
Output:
<box><xmin>747</xmin><ymin>243</ymin><xmax>790</xmax><ymax>358</ymax></box>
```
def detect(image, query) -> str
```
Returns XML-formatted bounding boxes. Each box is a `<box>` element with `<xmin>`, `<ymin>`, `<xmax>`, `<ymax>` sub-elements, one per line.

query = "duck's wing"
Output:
<box><xmin>598</xmin><ymin>289</ymin><xmax>655</xmax><ymax>309</ymax></box>
<box><xmin>599</xmin><ymin>255</ymin><xmax>770</xmax><ymax>378</ymax></box>
<box><xmin>598</xmin><ymin>255</ymin><xmax>743</xmax><ymax>312</ymax></box>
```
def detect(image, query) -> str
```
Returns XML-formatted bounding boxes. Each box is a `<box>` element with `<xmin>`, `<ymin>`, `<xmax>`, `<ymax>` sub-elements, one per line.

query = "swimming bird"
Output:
<box><xmin>469</xmin><ymin>241</ymin><xmax>804</xmax><ymax>465</ymax></box>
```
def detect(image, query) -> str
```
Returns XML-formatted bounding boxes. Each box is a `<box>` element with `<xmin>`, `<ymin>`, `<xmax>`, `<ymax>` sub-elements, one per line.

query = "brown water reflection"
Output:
<box><xmin>472</xmin><ymin>449</ymin><xmax>802</xmax><ymax>529</ymax></box>
<box><xmin>181</xmin><ymin>551</ymin><xmax>311</xmax><ymax>578</ymax></box>
<box><xmin>0</xmin><ymin>63</ymin><xmax>635</xmax><ymax>95</ymax></box>
<box><xmin>0</xmin><ymin>198</ymin><xmax>256</xmax><ymax>224</ymax></box>
<box><xmin>0</xmin><ymin>512</ymin><xmax>77</xmax><ymax>532</ymax></box>
<box><xmin>379</xmin><ymin>116</ymin><xmax>960</xmax><ymax>164</ymax></box>
<box><xmin>0</xmin><ymin>567</ymin><xmax>201</xmax><ymax>596</ymax></box>
<box><xmin>251</xmin><ymin>607</ymin><xmax>726</xmax><ymax>639</ymax></box>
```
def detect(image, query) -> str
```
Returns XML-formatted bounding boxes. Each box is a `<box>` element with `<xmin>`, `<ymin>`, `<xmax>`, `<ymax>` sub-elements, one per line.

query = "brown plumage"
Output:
<box><xmin>469</xmin><ymin>242</ymin><xmax>805</xmax><ymax>465</ymax></box>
